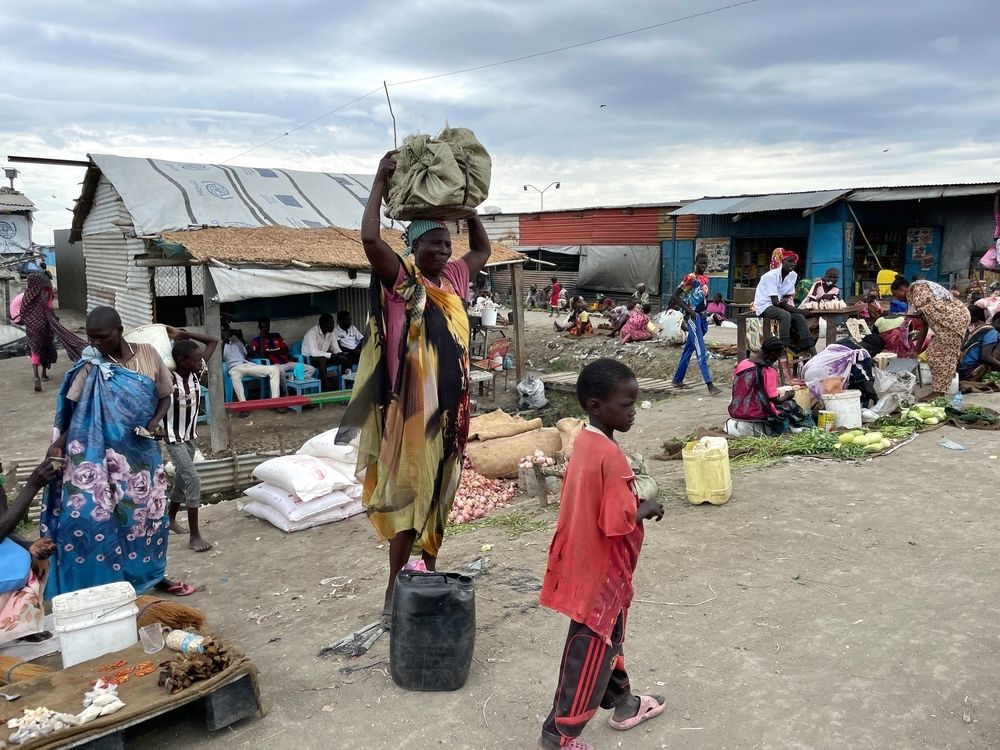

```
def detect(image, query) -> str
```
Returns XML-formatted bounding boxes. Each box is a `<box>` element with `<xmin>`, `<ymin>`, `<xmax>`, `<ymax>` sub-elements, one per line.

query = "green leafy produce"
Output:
<box><xmin>982</xmin><ymin>371</ymin><xmax>1000</xmax><ymax>385</ymax></box>
<box><xmin>962</xmin><ymin>404</ymin><xmax>989</xmax><ymax>416</ymax></box>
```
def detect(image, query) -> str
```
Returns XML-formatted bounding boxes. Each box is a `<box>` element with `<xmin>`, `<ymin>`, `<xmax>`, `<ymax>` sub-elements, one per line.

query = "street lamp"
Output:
<box><xmin>523</xmin><ymin>181</ymin><xmax>560</xmax><ymax>211</ymax></box>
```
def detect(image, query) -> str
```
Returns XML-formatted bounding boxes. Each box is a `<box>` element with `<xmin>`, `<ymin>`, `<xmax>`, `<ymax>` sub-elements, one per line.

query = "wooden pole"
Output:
<box><xmin>202</xmin><ymin>266</ymin><xmax>230</xmax><ymax>452</ymax></box>
<box><xmin>509</xmin><ymin>262</ymin><xmax>526</xmax><ymax>382</ymax></box>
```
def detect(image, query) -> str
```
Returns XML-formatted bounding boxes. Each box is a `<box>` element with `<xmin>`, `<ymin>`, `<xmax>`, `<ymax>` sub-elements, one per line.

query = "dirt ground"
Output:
<box><xmin>3</xmin><ymin>310</ymin><xmax>999</xmax><ymax>749</ymax></box>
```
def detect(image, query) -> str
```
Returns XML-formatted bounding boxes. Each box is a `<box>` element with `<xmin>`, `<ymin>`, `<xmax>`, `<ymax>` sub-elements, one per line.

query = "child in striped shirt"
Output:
<box><xmin>163</xmin><ymin>327</ymin><xmax>218</xmax><ymax>552</ymax></box>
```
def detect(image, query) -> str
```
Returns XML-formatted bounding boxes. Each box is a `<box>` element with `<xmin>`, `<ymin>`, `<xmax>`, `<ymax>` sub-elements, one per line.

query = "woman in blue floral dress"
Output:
<box><xmin>41</xmin><ymin>307</ymin><xmax>193</xmax><ymax>597</ymax></box>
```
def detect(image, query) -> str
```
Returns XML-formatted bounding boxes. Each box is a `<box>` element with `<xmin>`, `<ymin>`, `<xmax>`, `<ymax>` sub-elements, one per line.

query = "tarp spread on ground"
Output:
<box><xmin>208</xmin><ymin>267</ymin><xmax>371</xmax><ymax>303</ymax></box>
<box><xmin>90</xmin><ymin>153</ymin><xmax>376</xmax><ymax>235</ymax></box>
<box><xmin>576</xmin><ymin>245</ymin><xmax>660</xmax><ymax>295</ymax></box>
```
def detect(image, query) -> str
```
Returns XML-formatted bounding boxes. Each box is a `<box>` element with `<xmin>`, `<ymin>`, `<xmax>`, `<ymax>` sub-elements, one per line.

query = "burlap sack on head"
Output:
<box><xmin>386</xmin><ymin>127</ymin><xmax>492</xmax><ymax>221</ymax></box>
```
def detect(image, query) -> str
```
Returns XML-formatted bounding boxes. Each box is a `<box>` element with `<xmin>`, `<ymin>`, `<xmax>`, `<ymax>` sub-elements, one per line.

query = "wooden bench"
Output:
<box><xmin>222</xmin><ymin>390</ymin><xmax>353</xmax><ymax>412</ymax></box>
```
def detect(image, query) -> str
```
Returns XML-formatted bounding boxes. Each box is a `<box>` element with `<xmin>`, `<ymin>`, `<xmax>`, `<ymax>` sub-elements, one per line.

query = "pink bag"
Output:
<box><xmin>980</xmin><ymin>244</ymin><xmax>998</xmax><ymax>270</ymax></box>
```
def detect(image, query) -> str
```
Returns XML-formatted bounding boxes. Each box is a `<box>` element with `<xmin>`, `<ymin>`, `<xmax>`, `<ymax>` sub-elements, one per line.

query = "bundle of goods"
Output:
<box><xmin>447</xmin><ymin>462</ymin><xmax>517</xmax><ymax>525</ymax></box>
<box><xmin>465</xmin><ymin>410</ymin><xmax>561</xmax><ymax>479</ymax></box>
<box><xmin>239</xmin><ymin>431</ymin><xmax>364</xmax><ymax>532</ymax></box>
<box><xmin>385</xmin><ymin>127</ymin><xmax>492</xmax><ymax>220</ymax></box>
<box><xmin>158</xmin><ymin>636</ymin><xmax>232</xmax><ymax>694</ymax></box>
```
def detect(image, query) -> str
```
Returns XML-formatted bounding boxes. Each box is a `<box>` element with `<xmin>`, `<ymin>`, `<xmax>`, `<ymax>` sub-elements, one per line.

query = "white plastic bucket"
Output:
<box><xmin>124</xmin><ymin>324</ymin><xmax>175</xmax><ymax>369</ymax></box>
<box><xmin>480</xmin><ymin>308</ymin><xmax>498</xmax><ymax>327</ymax></box>
<box><xmin>53</xmin><ymin>582</ymin><xmax>138</xmax><ymax>668</ymax></box>
<box><xmin>822</xmin><ymin>390</ymin><xmax>862</xmax><ymax>430</ymax></box>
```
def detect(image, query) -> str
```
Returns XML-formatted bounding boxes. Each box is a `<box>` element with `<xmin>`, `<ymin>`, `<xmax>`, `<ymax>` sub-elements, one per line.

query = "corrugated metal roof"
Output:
<box><xmin>848</xmin><ymin>183</ymin><xmax>1000</xmax><ymax>202</ymax></box>
<box><xmin>0</xmin><ymin>189</ymin><xmax>36</xmax><ymax>212</ymax></box>
<box><xmin>670</xmin><ymin>190</ymin><xmax>848</xmax><ymax>216</ymax></box>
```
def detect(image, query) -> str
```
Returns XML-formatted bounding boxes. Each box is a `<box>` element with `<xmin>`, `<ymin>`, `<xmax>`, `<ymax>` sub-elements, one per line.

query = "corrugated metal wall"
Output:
<box><xmin>489</xmin><ymin>268</ymin><xmax>579</xmax><ymax>299</ymax></box>
<box><xmin>519</xmin><ymin>207</ymin><xmax>670</xmax><ymax>245</ymax></box>
<box><xmin>53</xmin><ymin>228</ymin><xmax>87</xmax><ymax>312</ymax></box>
<box><xmin>82</xmin><ymin>180</ymin><xmax>154</xmax><ymax>327</ymax></box>
<box><xmin>82</xmin><ymin>176</ymin><xmax>130</xmax><ymax>235</ymax></box>
<box><xmin>658</xmin><ymin>214</ymin><xmax>699</xmax><ymax>240</ymax></box>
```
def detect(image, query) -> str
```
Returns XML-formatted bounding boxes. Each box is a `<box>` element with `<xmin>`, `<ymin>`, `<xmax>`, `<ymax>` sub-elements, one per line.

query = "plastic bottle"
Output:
<box><xmin>389</xmin><ymin>572</ymin><xmax>475</xmax><ymax>691</ymax></box>
<box><xmin>952</xmin><ymin>392</ymin><xmax>963</xmax><ymax>409</ymax></box>
<box><xmin>165</xmin><ymin>629</ymin><xmax>205</xmax><ymax>654</ymax></box>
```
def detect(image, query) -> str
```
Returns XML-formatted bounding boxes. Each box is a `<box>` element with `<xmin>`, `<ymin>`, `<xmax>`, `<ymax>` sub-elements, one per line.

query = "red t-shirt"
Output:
<box><xmin>539</xmin><ymin>427</ymin><xmax>644</xmax><ymax>642</ymax></box>
<box><xmin>549</xmin><ymin>282</ymin><xmax>562</xmax><ymax>306</ymax></box>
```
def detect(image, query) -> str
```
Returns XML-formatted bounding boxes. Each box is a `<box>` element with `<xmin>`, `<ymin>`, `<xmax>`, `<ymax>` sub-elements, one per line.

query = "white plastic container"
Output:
<box><xmin>124</xmin><ymin>324</ymin><xmax>175</xmax><ymax>369</ymax></box>
<box><xmin>480</xmin><ymin>308</ymin><xmax>498</xmax><ymax>326</ymax></box>
<box><xmin>52</xmin><ymin>582</ymin><xmax>138</xmax><ymax>668</ymax></box>
<box><xmin>823</xmin><ymin>390</ymin><xmax>862</xmax><ymax>430</ymax></box>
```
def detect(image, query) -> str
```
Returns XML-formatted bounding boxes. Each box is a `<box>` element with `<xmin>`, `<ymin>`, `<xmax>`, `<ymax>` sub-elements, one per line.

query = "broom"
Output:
<box><xmin>0</xmin><ymin>655</ymin><xmax>52</xmax><ymax>686</ymax></box>
<box><xmin>135</xmin><ymin>596</ymin><xmax>206</xmax><ymax>632</ymax></box>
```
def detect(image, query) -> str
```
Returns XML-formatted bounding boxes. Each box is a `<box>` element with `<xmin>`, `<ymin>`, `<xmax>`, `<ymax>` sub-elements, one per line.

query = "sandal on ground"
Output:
<box><xmin>380</xmin><ymin>605</ymin><xmax>392</xmax><ymax>630</ymax></box>
<box><xmin>161</xmin><ymin>581</ymin><xmax>196</xmax><ymax>596</ymax></box>
<box><xmin>537</xmin><ymin>734</ymin><xmax>592</xmax><ymax>750</ymax></box>
<box><xmin>607</xmin><ymin>694</ymin><xmax>666</xmax><ymax>731</ymax></box>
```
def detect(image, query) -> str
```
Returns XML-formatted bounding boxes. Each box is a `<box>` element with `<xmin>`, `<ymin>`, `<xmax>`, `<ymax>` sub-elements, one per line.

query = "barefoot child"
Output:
<box><xmin>163</xmin><ymin>327</ymin><xmax>218</xmax><ymax>552</ymax></box>
<box><xmin>537</xmin><ymin>358</ymin><xmax>666</xmax><ymax>750</ymax></box>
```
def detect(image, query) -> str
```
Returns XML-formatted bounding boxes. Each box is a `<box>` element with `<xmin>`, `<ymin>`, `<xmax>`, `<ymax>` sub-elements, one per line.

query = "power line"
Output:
<box><xmin>222</xmin><ymin>0</ymin><xmax>760</xmax><ymax>164</ymax></box>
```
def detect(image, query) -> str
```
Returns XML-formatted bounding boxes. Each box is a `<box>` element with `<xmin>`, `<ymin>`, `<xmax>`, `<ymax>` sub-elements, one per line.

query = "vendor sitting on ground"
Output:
<box><xmin>619</xmin><ymin>303</ymin><xmax>654</xmax><ymax>344</ymax></box>
<box><xmin>835</xmin><ymin>333</ymin><xmax>885</xmax><ymax>408</ymax></box>
<box><xmin>706</xmin><ymin>293</ymin><xmax>729</xmax><ymax>325</ymax></box>
<box><xmin>0</xmin><ymin>458</ymin><xmax>58</xmax><ymax>645</ymax></box>
<box><xmin>958</xmin><ymin>305</ymin><xmax>1000</xmax><ymax>381</ymax></box>
<box><xmin>729</xmin><ymin>337</ymin><xmax>813</xmax><ymax>436</ymax></box>
<box><xmin>607</xmin><ymin>299</ymin><xmax>636</xmax><ymax>337</ymax></box>
<box><xmin>555</xmin><ymin>298</ymin><xmax>593</xmax><ymax>337</ymax></box>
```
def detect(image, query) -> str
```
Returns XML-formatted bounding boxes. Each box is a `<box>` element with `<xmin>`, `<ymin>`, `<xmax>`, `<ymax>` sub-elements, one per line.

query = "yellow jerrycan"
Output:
<box><xmin>682</xmin><ymin>436</ymin><xmax>732</xmax><ymax>505</ymax></box>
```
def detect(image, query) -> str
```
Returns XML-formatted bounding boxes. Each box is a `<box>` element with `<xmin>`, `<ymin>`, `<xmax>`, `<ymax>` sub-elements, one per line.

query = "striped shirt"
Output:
<box><xmin>164</xmin><ymin>370</ymin><xmax>201</xmax><ymax>444</ymax></box>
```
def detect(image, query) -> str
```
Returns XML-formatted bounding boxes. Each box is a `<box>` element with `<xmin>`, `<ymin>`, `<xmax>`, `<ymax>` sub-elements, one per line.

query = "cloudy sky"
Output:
<box><xmin>4</xmin><ymin>0</ymin><xmax>1000</xmax><ymax>243</ymax></box>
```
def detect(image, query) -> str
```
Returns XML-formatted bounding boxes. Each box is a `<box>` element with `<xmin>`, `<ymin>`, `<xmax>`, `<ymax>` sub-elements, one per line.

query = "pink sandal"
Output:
<box><xmin>537</xmin><ymin>739</ymin><xmax>592</xmax><ymax>750</ymax></box>
<box><xmin>607</xmin><ymin>694</ymin><xmax>666</xmax><ymax>731</ymax></box>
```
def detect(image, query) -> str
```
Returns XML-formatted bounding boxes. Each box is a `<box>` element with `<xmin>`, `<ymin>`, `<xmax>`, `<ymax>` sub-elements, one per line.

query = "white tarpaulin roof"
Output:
<box><xmin>90</xmin><ymin>154</ymin><xmax>375</xmax><ymax>235</ymax></box>
<box><xmin>0</xmin><ymin>214</ymin><xmax>31</xmax><ymax>253</ymax></box>
<box><xmin>209</xmin><ymin>267</ymin><xmax>371</xmax><ymax>303</ymax></box>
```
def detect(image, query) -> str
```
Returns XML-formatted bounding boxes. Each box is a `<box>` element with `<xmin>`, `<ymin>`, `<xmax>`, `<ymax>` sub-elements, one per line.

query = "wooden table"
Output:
<box><xmin>736</xmin><ymin>304</ymin><xmax>864</xmax><ymax>360</ymax></box>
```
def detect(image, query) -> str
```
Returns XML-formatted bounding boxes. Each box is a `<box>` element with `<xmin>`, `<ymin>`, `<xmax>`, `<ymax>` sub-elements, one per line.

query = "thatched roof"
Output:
<box><xmin>158</xmin><ymin>225</ymin><xmax>525</xmax><ymax>269</ymax></box>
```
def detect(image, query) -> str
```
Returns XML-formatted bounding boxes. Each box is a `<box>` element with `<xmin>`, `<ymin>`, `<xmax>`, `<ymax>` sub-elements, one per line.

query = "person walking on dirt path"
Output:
<box><xmin>42</xmin><ymin>306</ymin><xmax>195</xmax><ymax>598</ymax></box>
<box><xmin>671</xmin><ymin>253</ymin><xmax>721</xmax><ymax>395</ymax></box>
<box><xmin>163</xmin><ymin>326</ymin><xmax>218</xmax><ymax>553</ymax></box>
<box><xmin>753</xmin><ymin>249</ymin><xmax>816</xmax><ymax>356</ymax></box>
<box><xmin>336</xmin><ymin>150</ymin><xmax>492</xmax><ymax>629</ymax></box>
<box><xmin>537</xmin><ymin>358</ymin><xmax>666</xmax><ymax>750</ymax></box>
<box><xmin>17</xmin><ymin>272</ymin><xmax>85</xmax><ymax>393</ymax></box>
<box><xmin>548</xmin><ymin>277</ymin><xmax>562</xmax><ymax>317</ymax></box>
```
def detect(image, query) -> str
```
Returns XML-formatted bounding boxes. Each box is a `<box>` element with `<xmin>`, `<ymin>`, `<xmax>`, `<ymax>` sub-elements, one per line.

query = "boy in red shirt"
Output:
<box><xmin>537</xmin><ymin>359</ymin><xmax>666</xmax><ymax>750</ymax></box>
<box><xmin>548</xmin><ymin>277</ymin><xmax>562</xmax><ymax>318</ymax></box>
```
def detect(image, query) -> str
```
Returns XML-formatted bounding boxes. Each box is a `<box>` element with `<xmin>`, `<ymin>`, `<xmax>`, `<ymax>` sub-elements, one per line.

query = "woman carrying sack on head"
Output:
<box><xmin>338</xmin><ymin>151</ymin><xmax>493</xmax><ymax>628</ymax></box>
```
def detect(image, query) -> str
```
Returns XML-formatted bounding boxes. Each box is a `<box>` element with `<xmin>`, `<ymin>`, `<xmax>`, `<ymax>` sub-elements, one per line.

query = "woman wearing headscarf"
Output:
<box><xmin>338</xmin><ymin>151</ymin><xmax>492</xmax><ymax>627</ymax></box>
<box><xmin>18</xmin><ymin>272</ymin><xmax>86</xmax><ymax>392</ymax></box>
<box><xmin>893</xmin><ymin>277</ymin><xmax>971</xmax><ymax>396</ymax></box>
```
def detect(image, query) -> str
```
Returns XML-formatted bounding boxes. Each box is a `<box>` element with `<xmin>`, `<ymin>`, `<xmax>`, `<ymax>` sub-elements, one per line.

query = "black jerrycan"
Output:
<box><xmin>389</xmin><ymin>571</ymin><xmax>476</xmax><ymax>691</ymax></box>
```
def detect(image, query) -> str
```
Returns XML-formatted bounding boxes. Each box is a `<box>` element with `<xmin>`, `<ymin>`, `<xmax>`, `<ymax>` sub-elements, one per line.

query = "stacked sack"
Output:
<box><xmin>240</xmin><ymin>429</ymin><xmax>365</xmax><ymax>533</ymax></box>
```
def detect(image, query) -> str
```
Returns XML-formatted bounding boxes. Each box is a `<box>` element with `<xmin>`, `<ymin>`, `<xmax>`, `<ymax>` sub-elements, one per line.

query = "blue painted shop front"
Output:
<box><xmin>661</xmin><ymin>198</ymin><xmax>962</xmax><ymax>306</ymax></box>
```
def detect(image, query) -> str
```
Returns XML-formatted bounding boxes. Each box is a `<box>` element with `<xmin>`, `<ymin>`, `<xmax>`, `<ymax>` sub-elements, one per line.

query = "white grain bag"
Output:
<box><xmin>251</xmin><ymin>455</ymin><xmax>353</xmax><ymax>501</ymax></box>
<box><xmin>241</xmin><ymin>497</ymin><xmax>365</xmax><ymax>533</ymax></box>
<box><xmin>297</xmin><ymin>430</ymin><xmax>359</xmax><ymax>465</ymax></box>
<box><xmin>244</xmin><ymin>483</ymin><xmax>355</xmax><ymax>523</ymax></box>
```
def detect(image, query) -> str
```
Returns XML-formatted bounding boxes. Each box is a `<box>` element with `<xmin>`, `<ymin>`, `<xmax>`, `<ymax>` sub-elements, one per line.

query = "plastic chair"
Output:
<box><xmin>197</xmin><ymin>385</ymin><xmax>210</xmax><ymax>425</ymax></box>
<box><xmin>222</xmin><ymin>362</ymin><xmax>270</xmax><ymax>403</ymax></box>
<box><xmin>294</xmin><ymin>343</ymin><xmax>341</xmax><ymax>386</ymax></box>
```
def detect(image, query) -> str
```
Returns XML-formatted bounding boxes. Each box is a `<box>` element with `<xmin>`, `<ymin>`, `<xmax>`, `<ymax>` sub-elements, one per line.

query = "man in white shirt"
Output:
<box><xmin>753</xmin><ymin>249</ymin><xmax>815</xmax><ymax>355</ymax></box>
<box><xmin>302</xmin><ymin>313</ymin><xmax>349</xmax><ymax>386</ymax></box>
<box><xmin>333</xmin><ymin>310</ymin><xmax>364</xmax><ymax>367</ymax></box>
<box><xmin>222</xmin><ymin>329</ymin><xmax>287</xmax><ymax>414</ymax></box>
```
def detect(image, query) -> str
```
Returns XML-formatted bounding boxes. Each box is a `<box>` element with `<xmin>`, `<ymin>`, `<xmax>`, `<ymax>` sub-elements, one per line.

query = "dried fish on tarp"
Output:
<box><xmin>158</xmin><ymin>637</ymin><xmax>232</xmax><ymax>694</ymax></box>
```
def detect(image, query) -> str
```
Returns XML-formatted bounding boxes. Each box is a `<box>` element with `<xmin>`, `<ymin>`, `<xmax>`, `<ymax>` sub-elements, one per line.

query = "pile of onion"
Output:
<box><xmin>448</xmin><ymin>469</ymin><xmax>517</xmax><ymax>525</ymax></box>
<box><xmin>518</xmin><ymin>449</ymin><xmax>556</xmax><ymax>470</ymax></box>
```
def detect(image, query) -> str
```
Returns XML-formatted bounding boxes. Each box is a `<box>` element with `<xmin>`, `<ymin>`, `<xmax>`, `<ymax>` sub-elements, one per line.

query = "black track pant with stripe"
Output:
<box><xmin>542</xmin><ymin>611</ymin><xmax>631</xmax><ymax>743</ymax></box>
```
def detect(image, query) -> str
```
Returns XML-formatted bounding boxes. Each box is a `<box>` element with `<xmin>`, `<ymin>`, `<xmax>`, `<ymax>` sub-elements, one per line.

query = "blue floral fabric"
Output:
<box><xmin>40</xmin><ymin>350</ymin><xmax>168</xmax><ymax>598</ymax></box>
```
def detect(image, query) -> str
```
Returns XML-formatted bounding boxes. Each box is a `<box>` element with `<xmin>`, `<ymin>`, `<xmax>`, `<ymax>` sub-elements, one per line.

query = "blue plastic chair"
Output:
<box><xmin>197</xmin><ymin>385</ymin><xmax>210</xmax><ymax>424</ymax></box>
<box><xmin>222</xmin><ymin>362</ymin><xmax>271</xmax><ymax>403</ymax></box>
<box><xmin>292</xmin><ymin>340</ymin><xmax>341</xmax><ymax>385</ymax></box>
